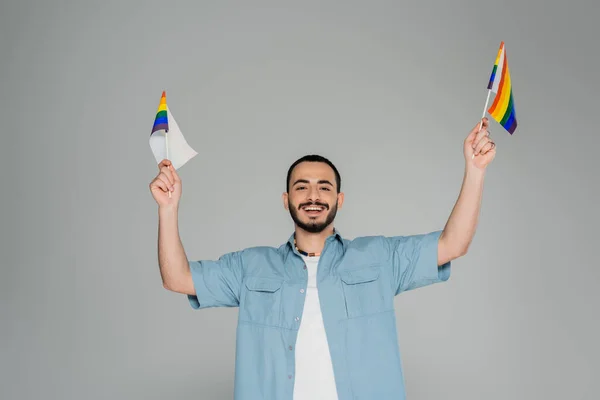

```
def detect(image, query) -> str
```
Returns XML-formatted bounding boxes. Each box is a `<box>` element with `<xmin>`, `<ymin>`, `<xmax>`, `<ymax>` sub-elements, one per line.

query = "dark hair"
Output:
<box><xmin>286</xmin><ymin>155</ymin><xmax>341</xmax><ymax>193</ymax></box>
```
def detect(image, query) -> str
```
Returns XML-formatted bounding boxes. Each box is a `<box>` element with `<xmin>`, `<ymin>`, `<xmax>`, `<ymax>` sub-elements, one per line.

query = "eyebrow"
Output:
<box><xmin>292</xmin><ymin>179</ymin><xmax>334</xmax><ymax>187</ymax></box>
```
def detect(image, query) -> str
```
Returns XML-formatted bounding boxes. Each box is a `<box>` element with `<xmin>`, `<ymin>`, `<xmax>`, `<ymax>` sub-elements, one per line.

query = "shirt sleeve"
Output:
<box><xmin>187</xmin><ymin>250</ymin><xmax>244</xmax><ymax>309</ymax></box>
<box><xmin>383</xmin><ymin>230</ymin><xmax>451</xmax><ymax>296</ymax></box>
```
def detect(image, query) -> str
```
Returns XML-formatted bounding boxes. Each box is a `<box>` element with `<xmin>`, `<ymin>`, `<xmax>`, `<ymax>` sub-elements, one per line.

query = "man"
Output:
<box><xmin>149</xmin><ymin>118</ymin><xmax>496</xmax><ymax>399</ymax></box>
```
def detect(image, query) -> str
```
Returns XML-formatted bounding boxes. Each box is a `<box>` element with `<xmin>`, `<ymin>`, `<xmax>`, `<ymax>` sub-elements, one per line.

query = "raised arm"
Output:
<box><xmin>150</xmin><ymin>159</ymin><xmax>194</xmax><ymax>295</ymax></box>
<box><xmin>438</xmin><ymin>118</ymin><xmax>496</xmax><ymax>265</ymax></box>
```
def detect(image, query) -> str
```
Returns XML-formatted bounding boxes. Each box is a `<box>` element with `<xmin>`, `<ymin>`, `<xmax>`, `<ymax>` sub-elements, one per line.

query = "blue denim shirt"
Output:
<box><xmin>187</xmin><ymin>229</ymin><xmax>451</xmax><ymax>399</ymax></box>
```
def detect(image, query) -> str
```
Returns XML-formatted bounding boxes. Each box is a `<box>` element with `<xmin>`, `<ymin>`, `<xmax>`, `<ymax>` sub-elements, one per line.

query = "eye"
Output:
<box><xmin>296</xmin><ymin>186</ymin><xmax>306</xmax><ymax>190</ymax></box>
<box><xmin>320</xmin><ymin>187</ymin><xmax>331</xmax><ymax>191</ymax></box>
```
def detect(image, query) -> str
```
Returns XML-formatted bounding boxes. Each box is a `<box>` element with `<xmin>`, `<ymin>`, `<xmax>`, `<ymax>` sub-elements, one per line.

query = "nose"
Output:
<box><xmin>307</xmin><ymin>186</ymin><xmax>320</xmax><ymax>203</ymax></box>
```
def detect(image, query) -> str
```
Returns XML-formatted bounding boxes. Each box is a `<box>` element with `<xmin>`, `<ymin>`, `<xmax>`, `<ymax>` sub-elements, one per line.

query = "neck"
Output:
<box><xmin>294</xmin><ymin>225</ymin><xmax>335</xmax><ymax>255</ymax></box>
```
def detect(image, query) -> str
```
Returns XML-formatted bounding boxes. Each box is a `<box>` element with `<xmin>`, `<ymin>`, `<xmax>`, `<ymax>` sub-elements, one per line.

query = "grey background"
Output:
<box><xmin>1</xmin><ymin>0</ymin><xmax>598</xmax><ymax>399</ymax></box>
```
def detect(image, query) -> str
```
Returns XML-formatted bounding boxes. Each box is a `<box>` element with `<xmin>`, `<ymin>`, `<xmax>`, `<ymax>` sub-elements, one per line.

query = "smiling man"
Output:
<box><xmin>150</xmin><ymin>118</ymin><xmax>496</xmax><ymax>400</ymax></box>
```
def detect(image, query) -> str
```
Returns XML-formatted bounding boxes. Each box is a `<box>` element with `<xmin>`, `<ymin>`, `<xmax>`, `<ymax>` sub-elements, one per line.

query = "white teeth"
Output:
<box><xmin>304</xmin><ymin>207</ymin><xmax>324</xmax><ymax>211</ymax></box>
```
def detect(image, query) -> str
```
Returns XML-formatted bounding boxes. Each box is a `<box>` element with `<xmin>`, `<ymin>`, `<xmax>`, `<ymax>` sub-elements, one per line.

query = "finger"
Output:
<box><xmin>478</xmin><ymin>139</ymin><xmax>495</xmax><ymax>155</ymax></box>
<box><xmin>473</xmin><ymin>127</ymin><xmax>489</xmax><ymax>150</ymax></box>
<box><xmin>474</xmin><ymin>136</ymin><xmax>491</xmax><ymax>154</ymax></box>
<box><xmin>169</xmin><ymin>164</ymin><xmax>181</xmax><ymax>183</ymax></box>
<box><xmin>481</xmin><ymin>141</ymin><xmax>496</xmax><ymax>154</ymax></box>
<box><xmin>158</xmin><ymin>159</ymin><xmax>172</xmax><ymax>171</ymax></box>
<box><xmin>475</xmin><ymin>117</ymin><xmax>489</xmax><ymax>134</ymax></box>
<box><xmin>481</xmin><ymin>117</ymin><xmax>489</xmax><ymax>130</ymax></box>
<box><xmin>150</xmin><ymin>178</ymin><xmax>169</xmax><ymax>193</ymax></box>
<box><xmin>157</xmin><ymin>173</ymin><xmax>175</xmax><ymax>191</ymax></box>
<box><xmin>466</xmin><ymin>117</ymin><xmax>489</xmax><ymax>144</ymax></box>
<box><xmin>159</xmin><ymin>166</ymin><xmax>175</xmax><ymax>185</ymax></box>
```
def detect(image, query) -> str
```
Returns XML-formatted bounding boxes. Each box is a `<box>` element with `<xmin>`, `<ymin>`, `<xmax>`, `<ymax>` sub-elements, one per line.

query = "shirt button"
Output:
<box><xmin>289</xmin><ymin>345</ymin><xmax>293</xmax><ymax>350</ymax></box>
<box><xmin>295</xmin><ymin>317</ymin><xmax>300</xmax><ymax>322</ymax></box>
<box><xmin>303</xmin><ymin>265</ymin><xmax>307</xmax><ymax>269</ymax></box>
<box><xmin>300</xmin><ymin>289</ymin><xmax>305</xmax><ymax>293</ymax></box>
<box><xmin>288</xmin><ymin>375</ymin><xmax>292</xmax><ymax>379</ymax></box>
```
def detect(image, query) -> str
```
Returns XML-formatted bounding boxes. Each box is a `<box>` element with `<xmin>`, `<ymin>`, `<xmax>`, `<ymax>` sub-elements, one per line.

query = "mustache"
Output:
<box><xmin>298</xmin><ymin>201</ymin><xmax>329</xmax><ymax>210</ymax></box>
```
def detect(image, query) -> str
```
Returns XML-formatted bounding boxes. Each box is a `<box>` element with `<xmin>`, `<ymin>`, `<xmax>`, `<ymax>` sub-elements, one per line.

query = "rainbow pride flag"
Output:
<box><xmin>151</xmin><ymin>91</ymin><xmax>169</xmax><ymax>134</ymax></box>
<box><xmin>487</xmin><ymin>42</ymin><xmax>517</xmax><ymax>134</ymax></box>
<box><xmin>149</xmin><ymin>91</ymin><xmax>198</xmax><ymax>169</ymax></box>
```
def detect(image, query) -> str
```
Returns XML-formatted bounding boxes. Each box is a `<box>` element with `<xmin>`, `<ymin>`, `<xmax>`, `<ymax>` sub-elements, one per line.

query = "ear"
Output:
<box><xmin>337</xmin><ymin>192</ymin><xmax>345</xmax><ymax>209</ymax></box>
<box><xmin>282</xmin><ymin>192</ymin><xmax>289</xmax><ymax>210</ymax></box>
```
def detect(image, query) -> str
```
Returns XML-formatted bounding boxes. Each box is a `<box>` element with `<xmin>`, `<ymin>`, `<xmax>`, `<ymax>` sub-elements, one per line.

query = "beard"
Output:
<box><xmin>288</xmin><ymin>199</ymin><xmax>338</xmax><ymax>233</ymax></box>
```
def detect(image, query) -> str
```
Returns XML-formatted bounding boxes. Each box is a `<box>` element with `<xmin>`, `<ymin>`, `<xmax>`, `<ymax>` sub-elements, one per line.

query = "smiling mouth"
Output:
<box><xmin>301</xmin><ymin>204</ymin><xmax>327</xmax><ymax>216</ymax></box>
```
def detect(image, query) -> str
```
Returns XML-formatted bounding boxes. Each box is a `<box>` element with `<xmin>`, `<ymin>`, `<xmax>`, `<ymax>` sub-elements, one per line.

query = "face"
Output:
<box><xmin>283</xmin><ymin>161</ymin><xmax>344</xmax><ymax>233</ymax></box>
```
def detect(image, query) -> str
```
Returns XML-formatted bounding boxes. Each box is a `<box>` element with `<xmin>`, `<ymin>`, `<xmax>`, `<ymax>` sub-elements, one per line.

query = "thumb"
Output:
<box><xmin>466</xmin><ymin>118</ymin><xmax>487</xmax><ymax>142</ymax></box>
<box><xmin>169</xmin><ymin>164</ymin><xmax>181</xmax><ymax>182</ymax></box>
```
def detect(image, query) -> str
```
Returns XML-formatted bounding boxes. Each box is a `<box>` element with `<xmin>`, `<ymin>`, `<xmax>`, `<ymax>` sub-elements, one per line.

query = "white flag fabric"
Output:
<box><xmin>149</xmin><ymin>106</ymin><xmax>198</xmax><ymax>170</ymax></box>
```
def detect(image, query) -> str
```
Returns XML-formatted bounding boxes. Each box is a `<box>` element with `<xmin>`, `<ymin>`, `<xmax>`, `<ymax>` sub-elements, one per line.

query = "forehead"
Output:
<box><xmin>290</xmin><ymin>161</ymin><xmax>336</xmax><ymax>184</ymax></box>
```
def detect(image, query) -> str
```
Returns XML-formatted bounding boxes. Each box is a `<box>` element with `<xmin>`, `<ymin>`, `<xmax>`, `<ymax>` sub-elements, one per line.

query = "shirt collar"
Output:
<box><xmin>286</xmin><ymin>228</ymin><xmax>344</xmax><ymax>255</ymax></box>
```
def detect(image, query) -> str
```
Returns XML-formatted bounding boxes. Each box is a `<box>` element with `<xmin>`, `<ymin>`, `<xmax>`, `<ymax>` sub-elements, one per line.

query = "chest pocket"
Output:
<box><xmin>339</xmin><ymin>265</ymin><xmax>390</xmax><ymax>319</ymax></box>
<box><xmin>240</xmin><ymin>276</ymin><xmax>283</xmax><ymax>327</ymax></box>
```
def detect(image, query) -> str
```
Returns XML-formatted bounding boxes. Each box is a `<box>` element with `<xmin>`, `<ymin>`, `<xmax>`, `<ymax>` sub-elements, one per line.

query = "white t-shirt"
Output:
<box><xmin>293</xmin><ymin>255</ymin><xmax>339</xmax><ymax>399</ymax></box>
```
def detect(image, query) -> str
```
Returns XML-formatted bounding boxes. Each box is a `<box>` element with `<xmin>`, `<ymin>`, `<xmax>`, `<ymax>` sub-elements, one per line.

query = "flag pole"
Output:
<box><xmin>473</xmin><ymin>89</ymin><xmax>492</xmax><ymax>159</ymax></box>
<box><xmin>166</xmin><ymin>128</ymin><xmax>171</xmax><ymax>198</ymax></box>
<box><xmin>164</xmin><ymin>90</ymin><xmax>172</xmax><ymax>199</ymax></box>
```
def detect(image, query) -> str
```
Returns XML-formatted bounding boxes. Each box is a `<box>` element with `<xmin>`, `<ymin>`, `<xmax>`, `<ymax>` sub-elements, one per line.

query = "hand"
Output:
<box><xmin>464</xmin><ymin>117</ymin><xmax>496</xmax><ymax>170</ymax></box>
<box><xmin>149</xmin><ymin>159</ymin><xmax>182</xmax><ymax>208</ymax></box>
